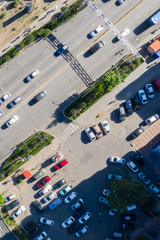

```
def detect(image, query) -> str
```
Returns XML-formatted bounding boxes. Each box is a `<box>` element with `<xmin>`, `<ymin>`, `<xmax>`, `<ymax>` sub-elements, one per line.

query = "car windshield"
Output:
<box><xmin>103</xmin><ymin>123</ymin><xmax>107</xmax><ymax>126</ymax></box>
<box><xmin>57</xmin><ymin>163</ymin><xmax>62</xmax><ymax>168</ymax></box>
<box><xmin>97</xmin><ymin>132</ymin><xmax>101</xmax><ymax>135</ymax></box>
<box><xmin>88</xmin><ymin>129</ymin><xmax>92</xmax><ymax>134</ymax></box>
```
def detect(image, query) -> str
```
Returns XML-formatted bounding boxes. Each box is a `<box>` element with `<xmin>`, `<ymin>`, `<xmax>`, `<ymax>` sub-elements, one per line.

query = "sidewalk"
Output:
<box><xmin>0</xmin><ymin>0</ymin><xmax>75</xmax><ymax>57</ymax></box>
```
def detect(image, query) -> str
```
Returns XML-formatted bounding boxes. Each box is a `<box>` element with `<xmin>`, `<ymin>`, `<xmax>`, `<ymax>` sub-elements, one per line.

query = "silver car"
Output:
<box><xmin>6</xmin><ymin>115</ymin><xmax>19</xmax><ymax>127</ymax></box>
<box><xmin>8</xmin><ymin>97</ymin><xmax>21</xmax><ymax>108</ymax></box>
<box><xmin>85</xmin><ymin>127</ymin><xmax>96</xmax><ymax>142</ymax></box>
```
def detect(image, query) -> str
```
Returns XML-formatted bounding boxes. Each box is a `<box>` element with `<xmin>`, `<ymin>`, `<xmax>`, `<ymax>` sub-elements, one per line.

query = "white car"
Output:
<box><xmin>34</xmin><ymin>231</ymin><xmax>47</xmax><ymax>240</ymax></box>
<box><xmin>145</xmin><ymin>114</ymin><xmax>159</xmax><ymax>125</ymax></box>
<box><xmin>71</xmin><ymin>198</ymin><xmax>84</xmax><ymax>210</ymax></box>
<box><xmin>26</xmin><ymin>69</ymin><xmax>39</xmax><ymax>82</ymax></box>
<box><xmin>149</xmin><ymin>184</ymin><xmax>160</xmax><ymax>197</ymax></box>
<box><xmin>100</xmin><ymin>120</ymin><xmax>111</xmax><ymax>135</ymax></box>
<box><xmin>43</xmin><ymin>192</ymin><xmax>57</xmax><ymax>203</ymax></box>
<box><xmin>39</xmin><ymin>184</ymin><xmax>52</xmax><ymax>196</ymax></box>
<box><xmin>89</xmin><ymin>25</ymin><xmax>104</xmax><ymax>38</ymax></box>
<box><xmin>108</xmin><ymin>174</ymin><xmax>122</xmax><ymax>180</ymax></box>
<box><xmin>85</xmin><ymin>127</ymin><xmax>96</xmax><ymax>142</ymax></box>
<box><xmin>109</xmin><ymin>208</ymin><xmax>118</xmax><ymax>216</ymax></box>
<box><xmin>138</xmin><ymin>172</ymin><xmax>151</xmax><ymax>185</ymax></box>
<box><xmin>39</xmin><ymin>217</ymin><xmax>54</xmax><ymax>226</ymax></box>
<box><xmin>118</xmin><ymin>28</ymin><xmax>130</xmax><ymax>39</ymax></box>
<box><xmin>118</xmin><ymin>0</ymin><xmax>126</xmax><ymax>4</ymax></box>
<box><xmin>0</xmin><ymin>92</ymin><xmax>11</xmax><ymax>105</ymax></box>
<box><xmin>78</xmin><ymin>212</ymin><xmax>91</xmax><ymax>224</ymax></box>
<box><xmin>12</xmin><ymin>205</ymin><xmax>26</xmax><ymax>218</ymax></box>
<box><xmin>6</xmin><ymin>115</ymin><xmax>19</xmax><ymax>127</ymax></box>
<box><xmin>0</xmin><ymin>110</ymin><xmax>4</xmax><ymax>117</ymax></box>
<box><xmin>50</xmin><ymin>152</ymin><xmax>64</xmax><ymax>162</ymax></box>
<box><xmin>109</xmin><ymin>156</ymin><xmax>125</xmax><ymax>165</ymax></box>
<box><xmin>99</xmin><ymin>196</ymin><xmax>109</xmax><ymax>205</ymax></box>
<box><xmin>61</xmin><ymin>216</ymin><xmax>75</xmax><ymax>228</ymax></box>
<box><xmin>138</xmin><ymin>90</ymin><xmax>148</xmax><ymax>104</ymax></box>
<box><xmin>75</xmin><ymin>226</ymin><xmax>89</xmax><ymax>237</ymax></box>
<box><xmin>145</xmin><ymin>83</ymin><xmax>154</xmax><ymax>98</ymax></box>
<box><xmin>64</xmin><ymin>192</ymin><xmax>77</xmax><ymax>204</ymax></box>
<box><xmin>127</xmin><ymin>161</ymin><xmax>139</xmax><ymax>173</ymax></box>
<box><xmin>102</xmin><ymin>189</ymin><xmax>110</xmax><ymax>196</ymax></box>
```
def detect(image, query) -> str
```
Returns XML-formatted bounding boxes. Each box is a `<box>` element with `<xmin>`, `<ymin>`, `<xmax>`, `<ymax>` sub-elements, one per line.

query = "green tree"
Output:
<box><xmin>0</xmin><ymin>194</ymin><xmax>4</xmax><ymax>205</ymax></box>
<box><xmin>106</xmin><ymin>178</ymin><xmax>157</xmax><ymax>213</ymax></box>
<box><xmin>13</xmin><ymin>0</ymin><xmax>20</xmax><ymax>6</ymax></box>
<box><xmin>43</xmin><ymin>29</ymin><xmax>51</xmax><ymax>36</ymax></box>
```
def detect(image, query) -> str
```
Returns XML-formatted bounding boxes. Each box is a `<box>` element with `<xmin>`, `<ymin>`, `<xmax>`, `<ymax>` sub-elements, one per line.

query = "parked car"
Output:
<box><xmin>68</xmin><ymin>223</ymin><xmax>80</xmax><ymax>233</ymax></box>
<box><xmin>144</xmin><ymin>209</ymin><xmax>155</xmax><ymax>218</ymax></box>
<box><xmin>8</xmin><ymin>96</ymin><xmax>22</xmax><ymax>108</ymax></box>
<box><xmin>112</xmin><ymin>232</ymin><xmax>126</xmax><ymax>238</ymax></box>
<box><xmin>118</xmin><ymin>0</ymin><xmax>126</xmax><ymax>5</ymax></box>
<box><xmin>131</xmin><ymin>152</ymin><xmax>145</xmax><ymax>166</ymax></box>
<box><xmin>34</xmin><ymin>231</ymin><xmax>47</xmax><ymax>240</ymax></box>
<box><xmin>71</xmin><ymin>199</ymin><xmax>84</xmax><ymax>210</ymax></box>
<box><xmin>33</xmin><ymin>169</ymin><xmax>47</xmax><ymax>180</ymax></box>
<box><xmin>92</xmin><ymin>125</ymin><xmax>103</xmax><ymax>138</ymax></box>
<box><xmin>39</xmin><ymin>184</ymin><xmax>52</xmax><ymax>196</ymax></box>
<box><xmin>145</xmin><ymin>83</ymin><xmax>154</xmax><ymax>98</ymax></box>
<box><xmin>118</xmin><ymin>222</ymin><xmax>135</xmax><ymax>230</ymax></box>
<box><xmin>0</xmin><ymin>110</ymin><xmax>4</xmax><ymax>117</ymax></box>
<box><xmin>138</xmin><ymin>172</ymin><xmax>151</xmax><ymax>185</ymax></box>
<box><xmin>138</xmin><ymin>90</ymin><xmax>147</xmax><ymax>104</ymax></box>
<box><xmin>37</xmin><ymin>176</ymin><xmax>51</xmax><ymax>188</ymax></box>
<box><xmin>153</xmin><ymin>79</ymin><xmax>160</xmax><ymax>92</ymax></box>
<box><xmin>90</xmin><ymin>40</ymin><xmax>105</xmax><ymax>53</ymax></box>
<box><xmin>118</xmin><ymin>106</ymin><xmax>126</xmax><ymax>121</ymax></box>
<box><xmin>89</xmin><ymin>25</ymin><xmax>103</xmax><ymax>38</ymax></box>
<box><xmin>64</xmin><ymin>192</ymin><xmax>77</xmax><ymax>204</ymax></box>
<box><xmin>85</xmin><ymin>127</ymin><xmax>96</xmax><ymax>142</ymax></box>
<box><xmin>33</xmin><ymin>91</ymin><xmax>47</xmax><ymax>102</ymax></box>
<box><xmin>48</xmin><ymin>197</ymin><xmax>62</xmax><ymax>210</ymax></box>
<box><xmin>50</xmin><ymin>152</ymin><xmax>64</xmax><ymax>162</ymax></box>
<box><xmin>54</xmin><ymin>159</ymin><xmax>68</xmax><ymax>170</ymax></box>
<box><xmin>100</xmin><ymin>120</ymin><xmax>111</xmax><ymax>135</ymax></box>
<box><xmin>109</xmin><ymin>208</ymin><xmax>118</xmax><ymax>216</ymax></box>
<box><xmin>24</xmin><ymin>220</ymin><xmax>38</xmax><ymax>234</ymax></box>
<box><xmin>120</xmin><ymin>28</ymin><xmax>130</xmax><ymax>37</ymax></box>
<box><xmin>127</xmin><ymin>161</ymin><xmax>139</xmax><ymax>173</ymax></box>
<box><xmin>59</xmin><ymin>184</ymin><xmax>72</xmax><ymax>196</ymax></box>
<box><xmin>4</xmin><ymin>194</ymin><xmax>16</xmax><ymax>203</ymax></box>
<box><xmin>102</xmin><ymin>189</ymin><xmax>110</xmax><ymax>196</ymax></box>
<box><xmin>75</xmin><ymin>206</ymin><xmax>87</xmax><ymax>218</ymax></box>
<box><xmin>12</xmin><ymin>205</ymin><xmax>26</xmax><ymax>218</ymax></box>
<box><xmin>78</xmin><ymin>212</ymin><xmax>91</xmax><ymax>224</ymax></box>
<box><xmin>57</xmin><ymin>44</ymin><xmax>68</xmax><ymax>55</ymax></box>
<box><xmin>26</xmin><ymin>69</ymin><xmax>39</xmax><ymax>82</ymax></box>
<box><xmin>131</xmin><ymin>126</ymin><xmax>145</xmax><ymax>139</ymax></box>
<box><xmin>132</xmin><ymin>94</ymin><xmax>141</xmax><ymax>111</ymax></box>
<box><xmin>145</xmin><ymin>114</ymin><xmax>159</xmax><ymax>125</ymax></box>
<box><xmin>109</xmin><ymin>156</ymin><xmax>125</xmax><ymax>164</ymax></box>
<box><xmin>6</xmin><ymin>115</ymin><xmax>19</xmax><ymax>127</ymax></box>
<box><xmin>61</xmin><ymin>216</ymin><xmax>75</xmax><ymax>228</ymax></box>
<box><xmin>99</xmin><ymin>196</ymin><xmax>109</xmax><ymax>205</ymax></box>
<box><xmin>33</xmin><ymin>200</ymin><xmax>45</xmax><ymax>213</ymax></box>
<box><xmin>124</xmin><ymin>100</ymin><xmax>134</xmax><ymax>115</ymax></box>
<box><xmin>120</xmin><ymin>214</ymin><xmax>136</xmax><ymax>221</ymax></box>
<box><xmin>108</xmin><ymin>174</ymin><xmax>122</xmax><ymax>180</ymax></box>
<box><xmin>39</xmin><ymin>217</ymin><xmax>54</xmax><ymax>226</ymax></box>
<box><xmin>53</xmin><ymin>178</ymin><xmax>66</xmax><ymax>189</ymax></box>
<box><xmin>75</xmin><ymin>226</ymin><xmax>89</xmax><ymax>237</ymax></box>
<box><xmin>0</xmin><ymin>92</ymin><xmax>11</xmax><ymax>105</ymax></box>
<box><xmin>43</xmin><ymin>192</ymin><xmax>57</xmax><ymax>203</ymax></box>
<box><xmin>6</xmin><ymin>200</ymin><xmax>20</xmax><ymax>211</ymax></box>
<box><xmin>149</xmin><ymin>184</ymin><xmax>160</xmax><ymax>197</ymax></box>
<box><xmin>30</xmin><ymin>225</ymin><xmax>42</xmax><ymax>238</ymax></box>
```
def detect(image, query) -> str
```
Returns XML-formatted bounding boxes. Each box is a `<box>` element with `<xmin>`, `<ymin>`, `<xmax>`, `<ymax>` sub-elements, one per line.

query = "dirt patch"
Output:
<box><xmin>0</xmin><ymin>0</ymin><xmax>54</xmax><ymax>49</ymax></box>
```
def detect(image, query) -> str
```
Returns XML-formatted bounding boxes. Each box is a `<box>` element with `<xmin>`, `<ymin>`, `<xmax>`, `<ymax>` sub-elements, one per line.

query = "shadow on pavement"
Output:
<box><xmin>83</xmin><ymin>50</ymin><xmax>92</xmax><ymax>58</ymax></box>
<box><xmin>3</xmin><ymin>8</ymin><xmax>27</xmax><ymax>27</ymax></box>
<box><xmin>41</xmin><ymin>159</ymin><xmax>52</xmax><ymax>169</ymax></box>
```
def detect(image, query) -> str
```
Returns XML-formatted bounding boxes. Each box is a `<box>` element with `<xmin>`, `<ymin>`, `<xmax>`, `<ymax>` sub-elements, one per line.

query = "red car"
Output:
<box><xmin>144</xmin><ymin>209</ymin><xmax>155</xmax><ymax>218</ymax></box>
<box><xmin>37</xmin><ymin>176</ymin><xmax>51</xmax><ymax>188</ymax></box>
<box><xmin>54</xmin><ymin>159</ymin><xmax>68</xmax><ymax>170</ymax></box>
<box><xmin>153</xmin><ymin>79</ymin><xmax>160</xmax><ymax>92</ymax></box>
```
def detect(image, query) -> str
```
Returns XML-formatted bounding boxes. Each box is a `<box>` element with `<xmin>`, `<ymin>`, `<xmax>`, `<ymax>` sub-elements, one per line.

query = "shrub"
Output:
<box><xmin>13</xmin><ymin>0</ymin><xmax>20</xmax><ymax>6</ymax></box>
<box><xmin>25</xmin><ymin>34</ymin><xmax>35</xmax><ymax>45</ymax></box>
<box><xmin>0</xmin><ymin>194</ymin><xmax>4</xmax><ymax>205</ymax></box>
<box><xmin>0</xmin><ymin>12</ymin><xmax>7</xmax><ymax>20</ymax></box>
<box><xmin>43</xmin><ymin>28</ymin><xmax>51</xmax><ymax>36</ymax></box>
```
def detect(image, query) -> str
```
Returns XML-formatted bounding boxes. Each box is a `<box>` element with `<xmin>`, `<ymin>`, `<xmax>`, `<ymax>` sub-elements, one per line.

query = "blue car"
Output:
<box><xmin>57</xmin><ymin>44</ymin><xmax>68</xmax><ymax>55</ymax></box>
<box><xmin>125</xmin><ymin>100</ymin><xmax>133</xmax><ymax>115</ymax></box>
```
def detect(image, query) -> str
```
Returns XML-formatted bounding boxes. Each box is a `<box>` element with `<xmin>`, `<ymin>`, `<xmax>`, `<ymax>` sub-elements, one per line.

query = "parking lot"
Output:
<box><xmin>2</xmin><ymin>61</ymin><xmax>160</xmax><ymax>240</ymax></box>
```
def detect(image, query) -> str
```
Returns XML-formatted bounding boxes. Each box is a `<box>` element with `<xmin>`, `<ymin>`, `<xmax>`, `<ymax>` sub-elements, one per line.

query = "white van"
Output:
<box><xmin>112</xmin><ymin>232</ymin><xmax>126</xmax><ymax>238</ymax></box>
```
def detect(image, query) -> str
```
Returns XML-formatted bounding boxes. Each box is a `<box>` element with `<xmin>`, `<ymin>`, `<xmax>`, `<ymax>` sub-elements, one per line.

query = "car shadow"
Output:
<box><xmin>80</xmin><ymin>131</ymin><xmax>91</xmax><ymax>144</ymax></box>
<box><xmin>1</xmin><ymin>124</ymin><xmax>8</xmax><ymax>130</ymax></box>
<box><xmin>112</xmin><ymin>36</ymin><xmax>119</xmax><ymax>44</ymax></box>
<box><xmin>33</xmin><ymin>192</ymin><xmax>41</xmax><ymax>199</ymax></box>
<box><xmin>28</xmin><ymin>99</ymin><xmax>36</xmax><ymax>106</ymax></box>
<box><xmin>41</xmin><ymin>159</ymin><xmax>52</xmax><ymax>169</ymax></box>
<box><xmin>53</xmin><ymin>52</ymin><xmax>59</xmax><ymax>57</ymax></box>
<box><xmin>110</xmin><ymin>109</ymin><xmax>121</xmax><ymax>124</ymax></box>
<box><xmin>50</xmin><ymin>166</ymin><xmax>57</xmax><ymax>173</ymax></box>
<box><xmin>23</xmin><ymin>78</ymin><xmax>29</xmax><ymax>84</ymax></box>
<box><xmin>126</xmin><ymin>134</ymin><xmax>133</xmax><ymax>142</ymax></box>
<box><xmin>83</xmin><ymin>50</ymin><xmax>92</xmax><ymax>58</ymax></box>
<box><xmin>32</xmin><ymin>184</ymin><xmax>39</xmax><ymax>191</ymax></box>
<box><xmin>27</xmin><ymin>177</ymin><xmax>35</xmax><ymax>184</ymax></box>
<box><xmin>86</xmin><ymin>34</ymin><xmax>92</xmax><ymax>39</ymax></box>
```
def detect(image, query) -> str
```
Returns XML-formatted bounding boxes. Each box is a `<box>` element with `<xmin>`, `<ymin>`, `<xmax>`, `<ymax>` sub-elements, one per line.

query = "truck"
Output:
<box><xmin>148</xmin><ymin>10</ymin><xmax>160</xmax><ymax>26</ymax></box>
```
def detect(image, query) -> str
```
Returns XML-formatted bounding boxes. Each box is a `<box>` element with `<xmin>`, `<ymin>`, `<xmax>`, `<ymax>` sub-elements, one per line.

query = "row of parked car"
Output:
<box><xmin>85</xmin><ymin>120</ymin><xmax>111</xmax><ymax>142</ymax></box>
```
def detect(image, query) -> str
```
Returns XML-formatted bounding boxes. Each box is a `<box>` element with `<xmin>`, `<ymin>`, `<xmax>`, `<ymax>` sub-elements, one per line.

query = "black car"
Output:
<box><xmin>68</xmin><ymin>223</ymin><xmax>80</xmax><ymax>233</ymax></box>
<box><xmin>24</xmin><ymin>220</ymin><xmax>38</xmax><ymax>234</ymax></box>
<box><xmin>6</xmin><ymin>200</ymin><xmax>20</xmax><ymax>211</ymax></box>
<box><xmin>118</xmin><ymin>222</ymin><xmax>135</xmax><ymax>230</ymax></box>
<box><xmin>53</xmin><ymin>178</ymin><xmax>66</xmax><ymax>189</ymax></box>
<box><xmin>74</xmin><ymin>206</ymin><xmax>86</xmax><ymax>218</ymax></box>
<box><xmin>132</xmin><ymin>94</ymin><xmax>141</xmax><ymax>111</ymax></box>
<box><xmin>90</xmin><ymin>40</ymin><xmax>105</xmax><ymax>53</ymax></box>
<box><xmin>33</xmin><ymin>91</ymin><xmax>47</xmax><ymax>102</ymax></box>
<box><xmin>120</xmin><ymin>214</ymin><xmax>137</xmax><ymax>221</ymax></box>
<box><xmin>33</xmin><ymin>200</ymin><xmax>45</xmax><ymax>213</ymax></box>
<box><xmin>131</xmin><ymin>152</ymin><xmax>145</xmax><ymax>166</ymax></box>
<box><xmin>131</xmin><ymin>126</ymin><xmax>145</xmax><ymax>139</ymax></box>
<box><xmin>124</xmin><ymin>100</ymin><xmax>134</xmax><ymax>115</ymax></box>
<box><xmin>30</xmin><ymin>225</ymin><xmax>42</xmax><ymax>238</ymax></box>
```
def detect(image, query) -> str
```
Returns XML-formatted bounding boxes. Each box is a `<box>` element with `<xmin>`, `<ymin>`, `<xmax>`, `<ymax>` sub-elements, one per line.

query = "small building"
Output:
<box><xmin>147</xmin><ymin>39</ymin><xmax>160</xmax><ymax>55</ymax></box>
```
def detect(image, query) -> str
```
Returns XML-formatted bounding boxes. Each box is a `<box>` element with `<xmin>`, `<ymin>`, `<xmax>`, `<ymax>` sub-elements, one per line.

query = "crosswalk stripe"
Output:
<box><xmin>66</xmin><ymin>125</ymin><xmax>76</xmax><ymax>134</ymax></box>
<box><xmin>60</xmin><ymin>133</ymin><xmax>69</xmax><ymax>141</ymax></box>
<box><xmin>63</xmin><ymin>129</ymin><xmax>71</xmax><ymax>136</ymax></box>
<box><xmin>70</xmin><ymin>123</ymin><xmax>80</xmax><ymax>131</ymax></box>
